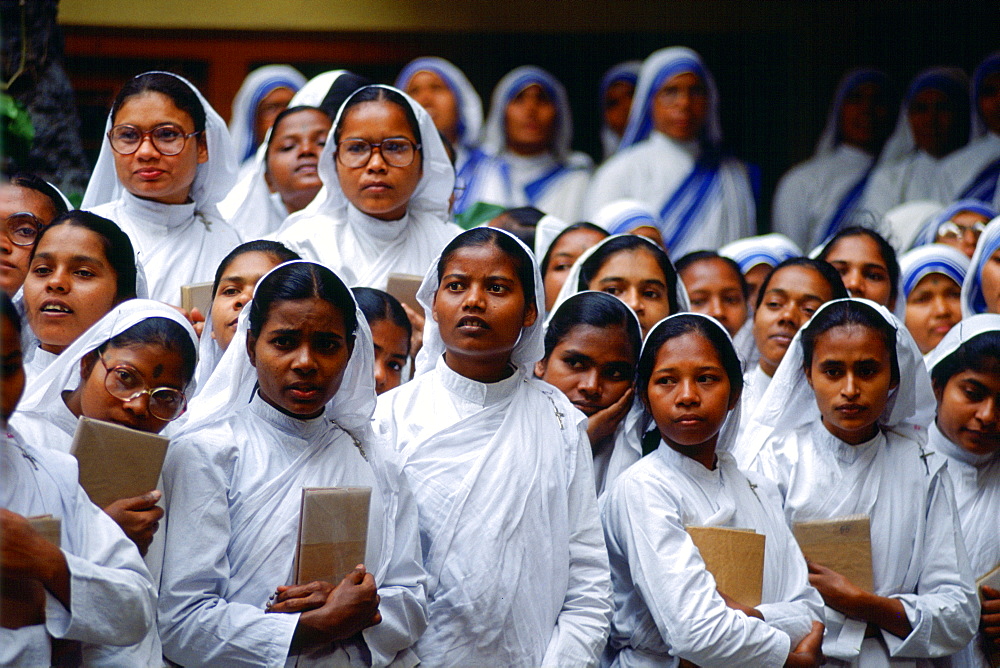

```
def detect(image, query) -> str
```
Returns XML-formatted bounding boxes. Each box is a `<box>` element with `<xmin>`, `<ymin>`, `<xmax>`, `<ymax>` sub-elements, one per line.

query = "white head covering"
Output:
<box><xmin>878</xmin><ymin>67</ymin><xmax>970</xmax><ymax>166</ymax></box>
<box><xmin>288</xmin><ymin>70</ymin><xmax>351</xmax><ymax>108</ymax></box>
<box><xmin>743</xmin><ymin>298</ymin><xmax>934</xmax><ymax>463</ymax></box>
<box><xmin>619</xmin><ymin>47</ymin><xmax>722</xmax><ymax>150</ymax></box>
<box><xmin>593</xmin><ymin>199</ymin><xmax>658</xmax><ymax>236</ymax></box>
<box><xmin>395</xmin><ymin>57</ymin><xmax>484</xmax><ymax>149</ymax></box>
<box><xmin>719</xmin><ymin>233</ymin><xmax>802</xmax><ymax>273</ymax></box>
<box><xmin>548</xmin><ymin>233</ymin><xmax>690</xmax><ymax>323</ymax></box>
<box><xmin>179</xmin><ymin>260</ymin><xmax>376</xmax><ymax>435</ymax></box>
<box><xmin>899</xmin><ymin>244</ymin><xmax>970</xmax><ymax>301</ymax></box>
<box><xmin>227</xmin><ymin>65</ymin><xmax>307</xmax><ymax>164</ymax></box>
<box><xmin>480</xmin><ymin>66</ymin><xmax>575</xmax><ymax>162</ymax></box>
<box><xmin>925</xmin><ymin>313</ymin><xmax>1000</xmax><ymax>375</ymax></box>
<box><xmin>910</xmin><ymin>199</ymin><xmax>997</xmax><ymax>249</ymax></box>
<box><xmin>961</xmin><ymin>215</ymin><xmax>1000</xmax><ymax>316</ymax></box>
<box><xmin>413</xmin><ymin>228</ymin><xmax>545</xmax><ymax>376</ymax></box>
<box><xmin>812</xmin><ymin>68</ymin><xmax>891</xmax><ymax>158</ymax></box>
<box><xmin>971</xmin><ymin>52</ymin><xmax>1000</xmax><ymax>139</ymax></box>
<box><xmin>598</xmin><ymin>60</ymin><xmax>642</xmax><ymax>158</ymax></box>
<box><xmin>283</xmin><ymin>84</ymin><xmax>454</xmax><ymax>228</ymax></box>
<box><xmin>531</xmin><ymin>213</ymin><xmax>570</xmax><ymax>261</ymax></box>
<box><xmin>882</xmin><ymin>200</ymin><xmax>944</xmax><ymax>252</ymax></box>
<box><xmin>16</xmin><ymin>299</ymin><xmax>199</xmax><ymax>415</ymax></box>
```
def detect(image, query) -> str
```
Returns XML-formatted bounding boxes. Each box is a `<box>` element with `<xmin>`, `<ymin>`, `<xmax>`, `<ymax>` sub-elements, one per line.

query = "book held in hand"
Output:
<box><xmin>386</xmin><ymin>273</ymin><xmax>424</xmax><ymax>318</ymax></box>
<box><xmin>180</xmin><ymin>281</ymin><xmax>214</xmax><ymax>317</ymax></box>
<box><xmin>293</xmin><ymin>487</ymin><xmax>371</xmax><ymax>585</ymax></box>
<box><xmin>69</xmin><ymin>417</ymin><xmax>169</xmax><ymax>509</ymax></box>
<box><xmin>792</xmin><ymin>514</ymin><xmax>874</xmax><ymax>593</ymax></box>
<box><xmin>686</xmin><ymin>525</ymin><xmax>765</xmax><ymax>608</ymax></box>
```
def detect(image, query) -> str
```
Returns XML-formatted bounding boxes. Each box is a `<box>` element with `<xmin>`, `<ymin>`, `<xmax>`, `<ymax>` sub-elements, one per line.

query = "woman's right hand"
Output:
<box><xmin>103</xmin><ymin>490</ymin><xmax>164</xmax><ymax>556</ymax></box>
<box><xmin>784</xmin><ymin>621</ymin><xmax>824</xmax><ymax>667</ymax></box>
<box><xmin>291</xmin><ymin>565</ymin><xmax>382</xmax><ymax>648</ymax></box>
<box><xmin>585</xmin><ymin>387</ymin><xmax>633</xmax><ymax>449</ymax></box>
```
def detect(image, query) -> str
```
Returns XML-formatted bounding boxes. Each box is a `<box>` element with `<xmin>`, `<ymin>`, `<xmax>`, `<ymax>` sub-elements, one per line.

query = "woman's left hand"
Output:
<box><xmin>586</xmin><ymin>387</ymin><xmax>633</xmax><ymax>448</ymax></box>
<box><xmin>807</xmin><ymin>561</ymin><xmax>865</xmax><ymax>613</ymax></box>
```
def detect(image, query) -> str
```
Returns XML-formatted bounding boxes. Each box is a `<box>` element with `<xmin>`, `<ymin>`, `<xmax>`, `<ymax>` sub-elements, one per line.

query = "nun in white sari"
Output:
<box><xmin>458</xmin><ymin>66</ymin><xmax>593</xmax><ymax>223</ymax></box>
<box><xmin>373</xmin><ymin>229</ymin><xmax>613</xmax><ymax>666</ymax></box>
<box><xmin>601</xmin><ymin>313</ymin><xmax>825</xmax><ymax>667</ymax></box>
<box><xmin>81</xmin><ymin>71</ymin><xmax>243</xmax><ymax>306</ymax></box>
<box><xmin>598</xmin><ymin>61</ymin><xmax>642</xmax><ymax>160</ymax></box>
<box><xmin>924</xmin><ymin>315</ymin><xmax>1000</xmax><ymax>667</ymax></box>
<box><xmin>227</xmin><ymin>64</ymin><xmax>306</xmax><ymax>176</ymax></box>
<box><xmin>961</xmin><ymin>215</ymin><xmax>1000</xmax><ymax>317</ymax></box>
<box><xmin>745</xmin><ymin>298</ymin><xmax>979</xmax><ymax>665</ymax></box>
<box><xmin>156</xmin><ymin>261</ymin><xmax>428</xmax><ymax>667</ymax></box>
<box><xmin>276</xmin><ymin>85</ymin><xmax>461</xmax><ymax>291</ymax></box>
<box><xmin>584</xmin><ymin>47</ymin><xmax>756</xmax><ymax>259</ymax></box>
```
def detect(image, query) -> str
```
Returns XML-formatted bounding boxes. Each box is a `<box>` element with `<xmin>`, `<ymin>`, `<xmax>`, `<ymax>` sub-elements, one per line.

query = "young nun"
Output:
<box><xmin>746</xmin><ymin>298</ymin><xmax>979</xmax><ymax>665</ymax></box>
<box><xmin>219</xmin><ymin>105</ymin><xmax>332</xmax><ymax>239</ymax></box>
<box><xmin>535</xmin><ymin>290</ymin><xmax>641</xmax><ymax>495</ymax></box>
<box><xmin>0</xmin><ymin>173</ymin><xmax>68</xmax><ymax>297</ymax></box>
<box><xmin>910</xmin><ymin>200</ymin><xmax>997</xmax><ymax>258</ymax></box>
<box><xmin>598</xmin><ymin>60</ymin><xmax>642</xmax><ymax>161</ymax></box>
<box><xmin>899</xmin><ymin>244</ymin><xmax>968</xmax><ymax>354</ymax></box>
<box><xmin>352</xmin><ymin>287</ymin><xmax>412</xmax><ymax>396</ymax></box>
<box><xmin>82</xmin><ymin>71</ymin><xmax>242</xmax><ymax>306</ymax></box>
<box><xmin>961</xmin><ymin>215</ymin><xmax>1000</xmax><ymax>316</ymax></box>
<box><xmin>676</xmin><ymin>251</ymin><xmax>749</xmax><ymax>339</ymax></box>
<box><xmin>817</xmin><ymin>225</ymin><xmax>901</xmax><ymax>312</ymax></box>
<box><xmin>276</xmin><ymin>85</ymin><xmax>461</xmax><ymax>291</ymax></box>
<box><xmin>0</xmin><ymin>293</ymin><xmax>157</xmax><ymax>667</ymax></box>
<box><xmin>601</xmin><ymin>312</ymin><xmax>825</xmax><ymax>667</ymax></box>
<box><xmin>157</xmin><ymin>261</ymin><xmax>428</xmax><ymax>667</ymax></box>
<box><xmin>585</xmin><ymin>47</ymin><xmax>756</xmax><ymax>258</ymax></box>
<box><xmin>932</xmin><ymin>53</ymin><xmax>1000</xmax><ymax>209</ymax></box>
<box><xmin>21</xmin><ymin>211</ymin><xmax>139</xmax><ymax>381</ymax></box>
<box><xmin>539</xmin><ymin>221</ymin><xmax>608</xmax><ymax>312</ymax></box>
<box><xmin>395</xmin><ymin>57</ymin><xmax>486</xmax><ymax>192</ymax></box>
<box><xmin>925</xmin><ymin>315</ymin><xmax>1000</xmax><ymax>667</ymax></box>
<box><xmin>458</xmin><ymin>66</ymin><xmax>593</xmax><ymax>224</ymax></box>
<box><xmin>374</xmin><ymin>227</ymin><xmax>612</xmax><ymax>665</ymax></box>
<box><xmin>773</xmin><ymin>69</ymin><xmax>894</xmax><ymax>250</ymax></box>
<box><xmin>227</xmin><ymin>64</ymin><xmax>306</xmax><ymax>176</ymax></box>
<box><xmin>719</xmin><ymin>232</ymin><xmax>802</xmax><ymax>306</ymax></box>
<box><xmin>862</xmin><ymin>67</ymin><xmax>971</xmax><ymax>219</ymax></box>
<box><xmin>551</xmin><ymin>233</ymin><xmax>689</xmax><ymax>336</ymax></box>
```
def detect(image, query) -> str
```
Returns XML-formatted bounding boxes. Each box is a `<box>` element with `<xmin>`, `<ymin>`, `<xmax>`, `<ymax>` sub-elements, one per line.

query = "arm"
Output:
<box><xmin>807</xmin><ymin>561</ymin><xmax>911</xmax><ymax>638</ymax></box>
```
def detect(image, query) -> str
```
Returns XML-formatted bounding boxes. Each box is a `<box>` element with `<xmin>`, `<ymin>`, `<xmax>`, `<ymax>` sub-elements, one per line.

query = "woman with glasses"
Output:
<box><xmin>962</xmin><ymin>215</ymin><xmax>1000</xmax><ymax>316</ymax></box>
<box><xmin>0</xmin><ymin>173</ymin><xmax>68</xmax><ymax>297</ymax></box>
<box><xmin>81</xmin><ymin>71</ymin><xmax>242</xmax><ymax>306</ymax></box>
<box><xmin>276</xmin><ymin>85</ymin><xmax>460</xmax><ymax>290</ymax></box>
<box><xmin>911</xmin><ymin>200</ymin><xmax>997</xmax><ymax>258</ymax></box>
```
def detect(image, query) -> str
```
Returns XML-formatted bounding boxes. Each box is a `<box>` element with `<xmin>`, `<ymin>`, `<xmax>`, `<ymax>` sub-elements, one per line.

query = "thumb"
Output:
<box><xmin>190</xmin><ymin>307</ymin><xmax>206</xmax><ymax>323</ymax></box>
<box><xmin>121</xmin><ymin>490</ymin><xmax>162</xmax><ymax>510</ymax></box>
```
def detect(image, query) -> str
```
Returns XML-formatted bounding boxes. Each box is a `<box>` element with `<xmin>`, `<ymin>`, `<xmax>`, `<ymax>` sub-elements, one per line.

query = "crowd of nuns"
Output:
<box><xmin>3</xmin><ymin>44</ymin><xmax>1000</xmax><ymax>668</ymax></box>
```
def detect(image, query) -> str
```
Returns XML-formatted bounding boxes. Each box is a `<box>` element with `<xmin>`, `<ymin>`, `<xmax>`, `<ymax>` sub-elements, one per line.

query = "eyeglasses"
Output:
<box><xmin>937</xmin><ymin>219</ymin><xmax>987</xmax><ymax>242</ymax></box>
<box><xmin>4</xmin><ymin>212</ymin><xmax>43</xmax><ymax>247</ymax></box>
<box><xmin>107</xmin><ymin>123</ymin><xmax>201</xmax><ymax>156</ymax></box>
<box><xmin>99</xmin><ymin>352</ymin><xmax>187</xmax><ymax>421</ymax></box>
<box><xmin>335</xmin><ymin>137</ymin><xmax>421</xmax><ymax>168</ymax></box>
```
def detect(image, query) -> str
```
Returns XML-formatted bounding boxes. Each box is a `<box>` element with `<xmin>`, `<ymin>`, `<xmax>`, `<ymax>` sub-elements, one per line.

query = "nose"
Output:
<box><xmin>976</xmin><ymin>396</ymin><xmax>999</xmax><ymax>427</ymax></box>
<box><xmin>373</xmin><ymin>360</ymin><xmax>386</xmax><ymax>391</ymax></box>
<box><xmin>777</xmin><ymin>300</ymin><xmax>799</xmax><ymax>327</ymax></box>
<box><xmin>0</xmin><ymin>231</ymin><xmax>12</xmax><ymax>254</ymax></box>
<box><xmin>134</xmin><ymin>133</ymin><xmax>160</xmax><ymax>160</ymax></box>
<box><xmin>461</xmin><ymin>283</ymin><xmax>487</xmax><ymax>311</ymax></box>
<box><xmin>578</xmin><ymin>368</ymin><xmax>600</xmax><ymax>396</ymax></box>
<box><xmin>366</xmin><ymin>146</ymin><xmax>388</xmax><ymax>172</ymax></box>
<box><xmin>122</xmin><ymin>391</ymin><xmax>152</xmax><ymax>419</ymax></box>
<box><xmin>45</xmin><ymin>266</ymin><xmax>70</xmax><ymax>292</ymax></box>
<box><xmin>234</xmin><ymin>286</ymin><xmax>254</xmax><ymax>311</ymax></box>
<box><xmin>622</xmin><ymin>287</ymin><xmax>643</xmax><ymax>315</ymax></box>
<box><xmin>844</xmin><ymin>270</ymin><xmax>865</xmax><ymax>298</ymax></box>
<box><xmin>302</xmin><ymin>138</ymin><xmax>322</xmax><ymax>157</ymax></box>
<box><xmin>677</xmin><ymin>377</ymin><xmax>699</xmax><ymax>406</ymax></box>
<box><xmin>705</xmin><ymin>295</ymin><xmax>726</xmax><ymax>325</ymax></box>
<box><xmin>930</xmin><ymin>293</ymin><xmax>951</xmax><ymax>318</ymax></box>
<box><xmin>841</xmin><ymin>372</ymin><xmax>860</xmax><ymax>399</ymax></box>
<box><xmin>290</xmin><ymin>343</ymin><xmax>318</xmax><ymax>374</ymax></box>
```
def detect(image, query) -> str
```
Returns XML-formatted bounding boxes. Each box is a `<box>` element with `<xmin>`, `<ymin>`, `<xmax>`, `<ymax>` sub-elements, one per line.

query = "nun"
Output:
<box><xmin>899</xmin><ymin>244</ymin><xmax>969</xmax><ymax>354</ymax></box>
<box><xmin>598</xmin><ymin>60</ymin><xmax>641</xmax><ymax>160</ymax></box>
<box><xmin>961</xmin><ymin>215</ymin><xmax>1000</xmax><ymax>316</ymax></box>
<box><xmin>227</xmin><ymin>64</ymin><xmax>306</xmax><ymax>178</ymax></box>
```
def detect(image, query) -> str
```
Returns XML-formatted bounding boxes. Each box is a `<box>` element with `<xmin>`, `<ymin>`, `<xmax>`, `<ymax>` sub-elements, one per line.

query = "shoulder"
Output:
<box><xmin>164</xmin><ymin>418</ymin><xmax>241</xmax><ymax>480</ymax></box>
<box><xmin>526</xmin><ymin>377</ymin><xmax>588</xmax><ymax>428</ymax></box>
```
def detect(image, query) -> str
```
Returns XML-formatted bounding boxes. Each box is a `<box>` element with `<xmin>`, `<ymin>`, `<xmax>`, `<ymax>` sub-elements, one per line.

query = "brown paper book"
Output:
<box><xmin>1</xmin><ymin>516</ymin><xmax>61</xmax><ymax>631</ymax></box>
<box><xmin>293</xmin><ymin>487</ymin><xmax>371</xmax><ymax>585</ymax></box>
<box><xmin>180</xmin><ymin>281</ymin><xmax>214</xmax><ymax>316</ymax></box>
<box><xmin>686</xmin><ymin>525</ymin><xmax>765</xmax><ymax>608</ymax></box>
<box><xmin>977</xmin><ymin>563</ymin><xmax>1000</xmax><ymax>667</ymax></box>
<box><xmin>27</xmin><ymin>514</ymin><xmax>61</xmax><ymax>548</ymax></box>
<box><xmin>386</xmin><ymin>273</ymin><xmax>424</xmax><ymax>318</ymax></box>
<box><xmin>69</xmin><ymin>417</ymin><xmax>170</xmax><ymax>509</ymax></box>
<box><xmin>792</xmin><ymin>514</ymin><xmax>874</xmax><ymax>593</ymax></box>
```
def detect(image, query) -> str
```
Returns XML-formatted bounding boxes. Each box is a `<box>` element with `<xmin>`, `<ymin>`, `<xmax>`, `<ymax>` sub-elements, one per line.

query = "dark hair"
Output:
<box><xmin>334</xmin><ymin>86</ymin><xmax>422</xmax><ymax>158</ymax></box>
<box><xmin>800</xmin><ymin>299</ymin><xmax>900</xmax><ymax>385</ymax></box>
<box><xmin>578</xmin><ymin>235</ymin><xmax>680</xmax><ymax>312</ymax></box>
<box><xmin>754</xmin><ymin>257</ymin><xmax>849</xmax><ymax>311</ymax></box>
<box><xmin>818</xmin><ymin>226</ymin><xmax>900</xmax><ymax>307</ymax></box>
<box><xmin>637</xmin><ymin>313</ymin><xmax>744</xmax><ymax>408</ymax></box>
<box><xmin>543</xmin><ymin>291</ymin><xmax>641</xmax><ymax>363</ymax></box>
<box><xmin>211</xmin><ymin>240</ymin><xmax>301</xmax><ymax>297</ymax></box>
<box><xmin>437</xmin><ymin>227</ymin><xmax>536</xmax><ymax>305</ymax></box>
<box><xmin>930</xmin><ymin>330</ymin><xmax>1000</xmax><ymax>389</ymax></box>
<box><xmin>351</xmin><ymin>287</ymin><xmax>412</xmax><ymax>355</ymax></box>
<box><xmin>266</xmin><ymin>105</ymin><xmax>331</xmax><ymax>154</ymax></box>
<box><xmin>248</xmin><ymin>262</ymin><xmax>359</xmax><ymax>341</ymax></box>
<box><xmin>110</xmin><ymin>72</ymin><xmax>206</xmax><ymax>132</ymax></box>
<box><xmin>94</xmin><ymin>317</ymin><xmax>198</xmax><ymax>386</ymax></box>
<box><xmin>320</xmin><ymin>72</ymin><xmax>374</xmax><ymax>119</ymax></box>
<box><xmin>1</xmin><ymin>291</ymin><xmax>21</xmax><ymax>334</ymax></box>
<box><xmin>8</xmin><ymin>173</ymin><xmax>69</xmax><ymax>218</ymax></box>
<box><xmin>676</xmin><ymin>250</ymin><xmax>750</xmax><ymax>301</ymax></box>
<box><xmin>32</xmin><ymin>211</ymin><xmax>137</xmax><ymax>301</ymax></box>
<box><xmin>490</xmin><ymin>206</ymin><xmax>546</xmax><ymax>249</ymax></box>
<box><xmin>540</xmin><ymin>222</ymin><xmax>608</xmax><ymax>277</ymax></box>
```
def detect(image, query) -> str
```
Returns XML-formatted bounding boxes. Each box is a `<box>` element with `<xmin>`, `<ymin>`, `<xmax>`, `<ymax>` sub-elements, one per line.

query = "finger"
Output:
<box><xmin>369</xmin><ymin>611</ymin><xmax>382</xmax><ymax>627</ymax></box>
<box><xmin>983</xmin><ymin>585</ymin><xmax>1000</xmax><ymax>599</ymax></box>
<box><xmin>120</xmin><ymin>490</ymin><xmax>163</xmax><ymax>511</ymax></box>
<box><xmin>190</xmin><ymin>307</ymin><xmax>205</xmax><ymax>323</ymax></box>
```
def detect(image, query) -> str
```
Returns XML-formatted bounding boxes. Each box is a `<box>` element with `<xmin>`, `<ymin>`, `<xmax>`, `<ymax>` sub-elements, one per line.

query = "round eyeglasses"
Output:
<box><xmin>100</xmin><ymin>352</ymin><xmax>187</xmax><ymax>421</ymax></box>
<box><xmin>107</xmin><ymin>123</ymin><xmax>201</xmax><ymax>156</ymax></box>
<box><xmin>4</xmin><ymin>212</ymin><xmax>44</xmax><ymax>247</ymax></box>
<box><xmin>936</xmin><ymin>219</ymin><xmax>987</xmax><ymax>242</ymax></box>
<box><xmin>335</xmin><ymin>138</ymin><xmax>421</xmax><ymax>168</ymax></box>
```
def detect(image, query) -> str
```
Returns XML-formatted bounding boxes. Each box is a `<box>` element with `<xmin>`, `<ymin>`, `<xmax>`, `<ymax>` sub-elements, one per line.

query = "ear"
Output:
<box><xmin>263</xmin><ymin>166</ymin><xmax>274</xmax><ymax>190</ymax></box>
<box><xmin>727</xmin><ymin>386</ymin><xmax>742</xmax><ymax>411</ymax></box>
<box><xmin>80</xmin><ymin>352</ymin><xmax>99</xmax><ymax>381</ymax></box>
<box><xmin>522</xmin><ymin>301</ymin><xmax>538</xmax><ymax>329</ymax></box>
<box><xmin>534</xmin><ymin>359</ymin><xmax>547</xmax><ymax>378</ymax></box>
<box><xmin>932</xmin><ymin>379</ymin><xmax>945</xmax><ymax>404</ymax></box>
<box><xmin>803</xmin><ymin>363</ymin><xmax>814</xmax><ymax>388</ymax></box>
<box><xmin>196</xmin><ymin>134</ymin><xmax>209</xmax><ymax>165</ymax></box>
<box><xmin>246</xmin><ymin>332</ymin><xmax>258</xmax><ymax>368</ymax></box>
<box><xmin>431</xmin><ymin>294</ymin><xmax>440</xmax><ymax>324</ymax></box>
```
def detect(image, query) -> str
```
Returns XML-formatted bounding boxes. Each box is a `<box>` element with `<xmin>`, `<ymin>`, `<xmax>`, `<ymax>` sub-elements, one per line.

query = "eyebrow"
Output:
<box><xmin>597</xmin><ymin>277</ymin><xmax>667</xmax><ymax>288</ymax></box>
<box><xmin>34</xmin><ymin>252</ymin><xmax>107</xmax><ymax>266</ymax></box>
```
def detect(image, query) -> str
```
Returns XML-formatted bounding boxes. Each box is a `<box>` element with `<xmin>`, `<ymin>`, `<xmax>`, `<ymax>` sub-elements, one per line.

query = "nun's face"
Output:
<box><xmin>680</xmin><ymin>257</ymin><xmax>748</xmax><ymax>338</ymax></box>
<box><xmin>587</xmin><ymin>248</ymin><xmax>671</xmax><ymax>336</ymax></box>
<box><xmin>934</xmin><ymin>366</ymin><xmax>1000</xmax><ymax>457</ymax></box>
<box><xmin>979</xmin><ymin>72</ymin><xmax>1000</xmax><ymax>135</ymax></box>
<box><xmin>1</xmin><ymin>313</ymin><xmax>24</xmax><ymax>424</ymax></box>
<box><xmin>406</xmin><ymin>71</ymin><xmax>460</xmax><ymax>144</ymax></box>
<box><xmin>652</xmin><ymin>72</ymin><xmax>708</xmax><ymax>143</ymax></box>
<box><xmin>542</xmin><ymin>227</ymin><xmax>608</xmax><ymax>312</ymax></box>
<box><xmin>603</xmin><ymin>80</ymin><xmax>635</xmax><ymax>137</ymax></box>
<box><xmin>265</xmin><ymin>108</ymin><xmax>330</xmax><ymax>214</ymax></box>
<box><xmin>334</xmin><ymin>100</ymin><xmax>423</xmax><ymax>222</ymax></box>
<box><xmin>254</xmin><ymin>86</ymin><xmax>295</xmax><ymax>146</ymax></box>
<box><xmin>505</xmin><ymin>84</ymin><xmax>557</xmax><ymax>156</ymax></box>
<box><xmin>753</xmin><ymin>265</ymin><xmax>832</xmax><ymax>377</ymax></box>
<box><xmin>908</xmin><ymin>88</ymin><xmax>962</xmax><ymax>158</ymax></box>
<box><xmin>935</xmin><ymin>210</ymin><xmax>990</xmax><ymax>259</ymax></box>
<box><xmin>0</xmin><ymin>184</ymin><xmax>59</xmax><ymax>297</ymax></box>
<box><xmin>838</xmin><ymin>81</ymin><xmax>890</xmax><ymax>152</ymax></box>
<box><xmin>210</xmin><ymin>251</ymin><xmax>283</xmax><ymax>351</ymax></box>
<box><xmin>981</xmin><ymin>248</ymin><xmax>1000</xmax><ymax>315</ymax></box>
<box><xmin>904</xmin><ymin>273</ymin><xmax>962</xmax><ymax>354</ymax></box>
<box><xmin>111</xmin><ymin>91</ymin><xmax>208</xmax><ymax>205</ymax></box>
<box><xmin>824</xmin><ymin>235</ymin><xmax>894</xmax><ymax>309</ymax></box>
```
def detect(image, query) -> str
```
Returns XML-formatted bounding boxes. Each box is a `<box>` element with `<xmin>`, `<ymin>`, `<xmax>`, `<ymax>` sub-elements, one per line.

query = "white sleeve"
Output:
<box><xmin>884</xmin><ymin>467</ymin><xmax>979</xmax><ymax>659</ymax></box>
<box><xmin>156</xmin><ymin>437</ymin><xmax>299</xmax><ymax>667</ymax></box>
<box><xmin>603</xmin><ymin>471</ymin><xmax>793</xmax><ymax>667</ymax></box>
<box><xmin>541</xmin><ymin>425</ymin><xmax>613</xmax><ymax>667</ymax></box>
